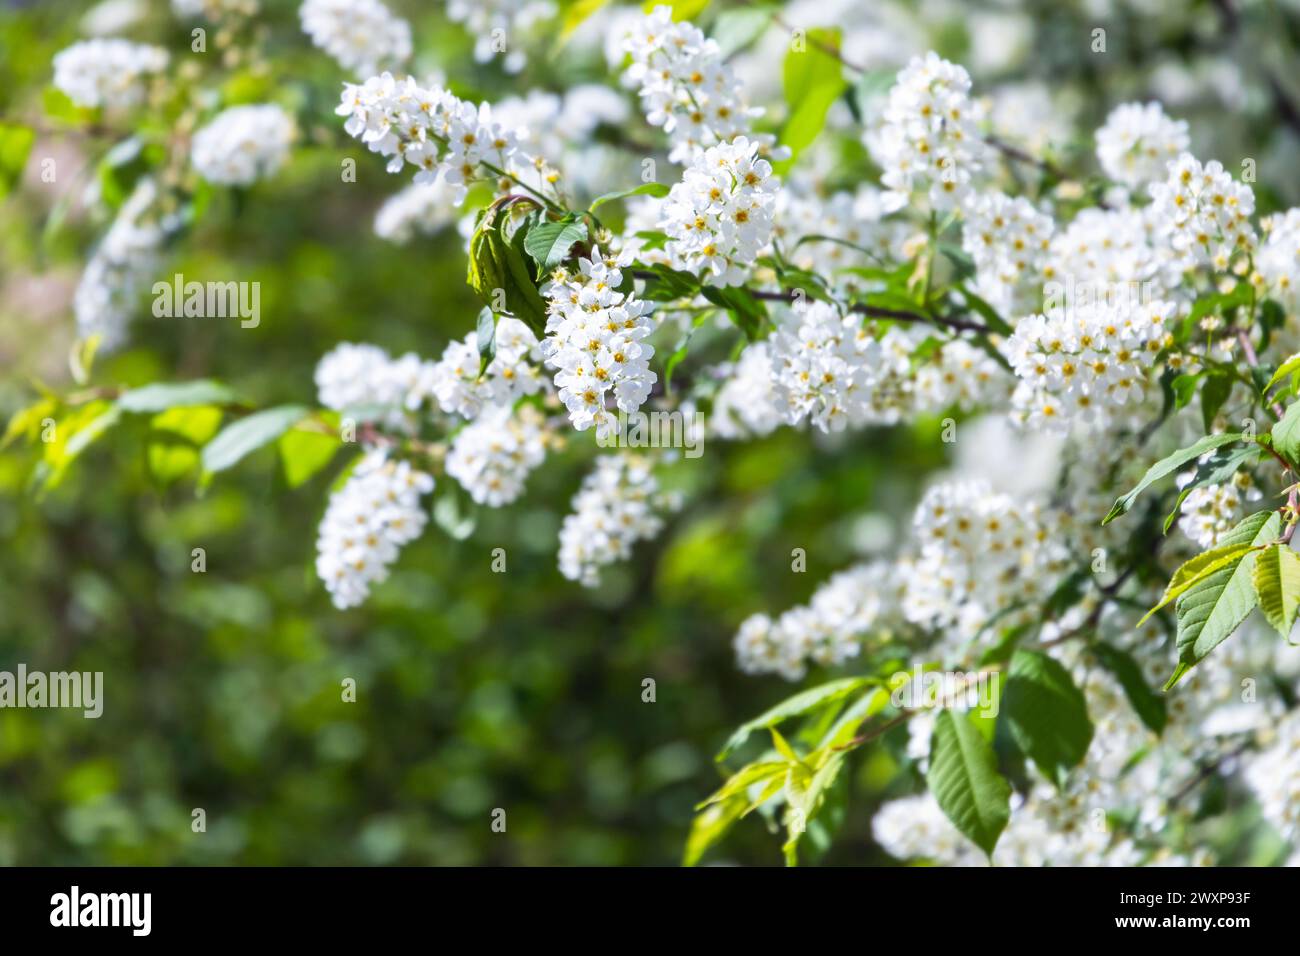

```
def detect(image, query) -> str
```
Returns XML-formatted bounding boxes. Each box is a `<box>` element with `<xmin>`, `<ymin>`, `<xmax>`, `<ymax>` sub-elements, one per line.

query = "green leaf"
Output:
<box><xmin>709</xmin><ymin>6</ymin><xmax>772</xmax><ymax>57</ymax></box>
<box><xmin>1138</xmin><ymin>542</ymin><xmax>1258</xmax><ymax>626</ymax></box>
<box><xmin>1252</xmin><ymin>543</ymin><xmax>1300</xmax><ymax>638</ymax></box>
<box><xmin>1102</xmin><ymin>432</ymin><xmax>1244</xmax><ymax>525</ymax></box>
<box><xmin>278</xmin><ymin>419</ymin><xmax>342</xmax><ymax>489</ymax></box>
<box><xmin>201</xmin><ymin>405</ymin><xmax>308</xmax><ymax>475</ymax></box>
<box><xmin>1091</xmin><ymin>643</ymin><xmax>1167</xmax><ymax>734</ymax></box>
<box><xmin>522</xmin><ymin>216</ymin><xmax>589</xmax><ymax>270</ymax></box>
<box><xmin>717</xmin><ymin>677</ymin><xmax>875</xmax><ymax>759</ymax></box>
<box><xmin>642</xmin><ymin>0</ymin><xmax>710</xmax><ymax>20</ymax></box>
<box><xmin>475</xmin><ymin>307</ymin><xmax>497</xmax><ymax>378</ymax></box>
<box><xmin>1168</xmin><ymin>510</ymin><xmax>1281</xmax><ymax>689</ymax></box>
<box><xmin>0</xmin><ymin>122</ymin><xmax>34</xmax><ymax>199</ymax></box>
<box><xmin>560</xmin><ymin>0</ymin><xmax>610</xmax><ymax>39</ymax></box>
<box><xmin>147</xmin><ymin>405</ymin><xmax>224</xmax><ymax>485</ymax></box>
<box><xmin>926</xmin><ymin>710</ymin><xmax>1011</xmax><ymax>858</ymax></box>
<box><xmin>1200</xmin><ymin>371</ymin><xmax>1234</xmax><ymax>432</ymax></box>
<box><xmin>1270</xmin><ymin>400</ymin><xmax>1300</xmax><ymax>469</ymax></box>
<box><xmin>683</xmin><ymin>794</ymin><xmax>747</xmax><ymax>866</ymax></box>
<box><xmin>636</xmin><ymin>262</ymin><xmax>700</xmax><ymax>302</ymax></box>
<box><xmin>587</xmin><ymin>182</ymin><xmax>669</xmax><ymax>212</ymax></box>
<box><xmin>777</xmin><ymin>28</ymin><xmax>848</xmax><ymax>169</ymax></box>
<box><xmin>1264</xmin><ymin>351</ymin><xmax>1300</xmax><ymax>394</ymax></box>
<box><xmin>1002</xmin><ymin>649</ymin><xmax>1093</xmax><ymax>787</ymax></box>
<box><xmin>700</xmin><ymin>285</ymin><xmax>766</xmax><ymax>340</ymax></box>
<box><xmin>467</xmin><ymin>206</ymin><xmax>549</xmax><ymax>337</ymax></box>
<box><xmin>119</xmin><ymin>380</ymin><xmax>238</xmax><ymax>413</ymax></box>
<box><xmin>696</xmin><ymin>760</ymin><xmax>788</xmax><ymax>809</ymax></box>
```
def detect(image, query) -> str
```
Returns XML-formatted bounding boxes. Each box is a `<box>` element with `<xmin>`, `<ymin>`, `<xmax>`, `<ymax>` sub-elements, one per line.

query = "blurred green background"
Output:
<box><xmin>2</xmin><ymin>0</ymin><xmax>1299</xmax><ymax>864</ymax></box>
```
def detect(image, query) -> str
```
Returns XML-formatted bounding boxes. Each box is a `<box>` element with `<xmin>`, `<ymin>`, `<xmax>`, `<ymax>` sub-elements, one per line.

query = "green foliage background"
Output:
<box><xmin>1</xmin><ymin>0</ymin><xmax>1298</xmax><ymax>865</ymax></box>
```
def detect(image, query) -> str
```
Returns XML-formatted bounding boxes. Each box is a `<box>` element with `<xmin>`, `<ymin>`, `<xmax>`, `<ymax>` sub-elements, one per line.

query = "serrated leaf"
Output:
<box><xmin>1002</xmin><ymin>649</ymin><xmax>1093</xmax><ymax>787</ymax></box>
<box><xmin>1103</xmin><ymin>432</ymin><xmax>1245</xmax><ymax>524</ymax></box>
<box><xmin>696</xmin><ymin>761</ymin><xmax>788</xmax><ymax>810</ymax></box>
<box><xmin>926</xmin><ymin>710</ymin><xmax>1011</xmax><ymax>858</ymax></box>
<box><xmin>1270</xmin><ymin>400</ymin><xmax>1300</xmax><ymax>469</ymax></box>
<box><xmin>1138</xmin><ymin>542</ymin><xmax>1257</xmax><ymax>625</ymax></box>
<box><xmin>1168</xmin><ymin>510</ymin><xmax>1281</xmax><ymax>689</ymax></box>
<box><xmin>717</xmin><ymin>677</ymin><xmax>875</xmax><ymax>759</ymax></box>
<box><xmin>1264</xmin><ymin>351</ymin><xmax>1300</xmax><ymax>394</ymax></box>
<box><xmin>1091</xmin><ymin>643</ymin><xmax>1167</xmax><ymax>734</ymax></box>
<box><xmin>683</xmin><ymin>794</ymin><xmax>746</xmax><ymax>867</ymax></box>
<box><xmin>201</xmin><ymin>405</ymin><xmax>307</xmax><ymax>475</ymax></box>
<box><xmin>1252</xmin><ymin>543</ymin><xmax>1300</xmax><ymax>638</ymax></box>
<box><xmin>522</xmin><ymin>217</ymin><xmax>589</xmax><ymax>270</ymax></box>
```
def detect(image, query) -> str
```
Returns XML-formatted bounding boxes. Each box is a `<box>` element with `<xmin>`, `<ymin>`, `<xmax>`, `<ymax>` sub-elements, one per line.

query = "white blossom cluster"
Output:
<box><xmin>901</xmin><ymin>480</ymin><xmax>1068</xmax><ymax>650</ymax></box>
<box><xmin>1095</xmin><ymin>102</ymin><xmax>1190</xmax><ymax>190</ymax></box>
<box><xmin>52</xmin><ymin>38</ymin><xmax>168</xmax><ymax>110</ymax></box>
<box><xmin>621</xmin><ymin>5</ymin><xmax>780</xmax><ymax>164</ymax></box>
<box><xmin>1149</xmin><ymin>153</ymin><xmax>1257</xmax><ymax>270</ymax></box>
<box><xmin>75</xmin><ymin>178</ymin><xmax>181</xmax><ymax>350</ymax></box>
<box><xmin>660</xmin><ymin>137</ymin><xmax>777</xmax><ymax>287</ymax></box>
<box><xmin>557</xmin><ymin>454</ymin><xmax>672</xmax><ymax>587</ymax></box>
<box><xmin>873</xmin><ymin>52</ymin><xmax>986</xmax><ymax>211</ymax></box>
<box><xmin>373</xmin><ymin>179</ymin><xmax>465</xmax><ymax>243</ymax></box>
<box><xmin>431</xmin><ymin>317</ymin><xmax>546</xmax><ymax>420</ymax></box>
<box><xmin>315</xmin><ymin>452</ymin><xmax>434</xmax><ymax>609</ymax></box>
<box><xmin>446</xmin><ymin>404</ymin><xmax>549</xmax><ymax>507</ymax></box>
<box><xmin>1255</xmin><ymin>208</ymin><xmax>1300</xmax><ymax>312</ymax></box>
<box><xmin>446</xmin><ymin>0</ymin><xmax>556</xmax><ymax>74</ymax></box>
<box><xmin>1004</xmin><ymin>297</ymin><xmax>1181</xmax><ymax>434</ymax></box>
<box><xmin>1175</xmin><ymin>466</ymin><xmax>1261</xmax><ymax>549</ymax></box>
<box><xmin>734</xmin><ymin>562</ymin><xmax>897</xmax><ymax>681</ymax></box>
<box><xmin>961</xmin><ymin>191</ymin><xmax>1054</xmax><ymax>315</ymax></box>
<box><xmin>191</xmin><ymin>104</ymin><xmax>295</xmax><ymax>186</ymax></box>
<box><xmin>299</xmin><ymin>0</ymin><xmax>411</xmax><ymax>76</ymax></box>
<box><xmin>1047</xmin><ymin>206</ymin><xmax>1174</xmax><ymax>300</ymax></box>
<box><xmin>765</xmin><ymin>302</ymin><xmax>882</xmax><ymax>432</ymax></box>
<box><xmin>336</xmin><ymin>73</ymin><xmax>525</xmax><ymax>205</ymax></box>
<box><xmin>1244</xmin><ymin>707</ymin><xmax>1300</xmax><ymax>845</ymax></box>
<box><xmin>314</xmin><ymin>342</ymin><xmax>439</xmax><ymax>430</ymax></box>
<box><xmin>540</xmin><ymin>248</ymin><xmax>658</xmax><ymax>437</ymax></box>
<box><xmin>710</xmin><ymin>342</ymin><xmax>784</xmax><ymax>440</ymax></box>
<box><xmin>770</xmin><ymin>186</ymin><xmax>917</xmax><ymax>287</ymax></box>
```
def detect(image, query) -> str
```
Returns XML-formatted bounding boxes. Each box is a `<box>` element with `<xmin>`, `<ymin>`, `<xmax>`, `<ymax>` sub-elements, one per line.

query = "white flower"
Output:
<box><xmin>621</xmin><ymin>5</ymin><xmax>784</xmax><ymax>165</ymax></box>
<box><xmin>1244</xmin><ymin>707</ymin><xmax>1300</xmax><ymax>843</ymax></box>
<box><xmin>431</xmin><ymin>317</ymin><xmax>545</xmax><ymax>420</ymax></box>
<box><xmin>1175</xmin><ymin>466</ymin><xmax>1260</xmax><ymax>549</ymax></box>
<box><xmin>660</xmin><ymin>136</ymin><xmax>777</xmax><ymax>286</ymax></box>
<box><xmin>902</xmin><ymin>480</ymin><xmax>1069</xmax><ymax>649</ymax></box>
<box><xmin>710</xmin><ymin>342</ymin><xmax>783</xmax><ymax>440</ymax></box>
<box><xmin>1256</xmin><ymin>208</ymin><xmax>1300</xmax><ymax>312</ymax></box>
<box><xmin>961</xmin><ymin>191</ymin><xmax>1054</xmax><ymax>315</ymax></box>
<box><xmin>1046</xmin><ymin>206</ymin><xmax>1173</xmax><ymax>299</ymax></box>
<box><xmin>733</xmin><ymin>562</ymin><xmax>896</xmax><ymax>680</ymax></box>
<box><xmin>873</xmin><ymin>52</ymin><xmax>986</xmax><ymax>211</ymax></box>
<box><xmin>1005</xmin><ymin>296</ymin><xmax>1181</xmax><ymax>434</ymax></box>
<box><xmin>373</xmin><ymin>179</ymin><xmax>461</xmax><ymax>243</ymax></box>
<box><xmin>1095</xmin><ymin>102</ymin><xmax>1189</xmax><ymax>190</ymax></box>
<box><xmin>1149</xmin><ymin>152</ymin><xmax>1256</xmax><ymax>270</ymax></box>
<box><xmin>446</xmin><ymin>0</ymin><xmax>556</xmax><ymax>74</ymax></box>
<box><xmin>191</xmin><ymin>104</ymin><xmax>294</xmax><ymax>186</ymax></box>
<box><xmin>52</xmin><ymin>39</ymin><xmax>167</xmax><ymax>109</ymax></box>
<box><xmin>557</xmin><ymin>455</ymin><xmax>671</xmax><ymax>587</ymax></box>
<box><xmin>541</xmin><ymin>247</ymin><xmax>658</xmax><ymax>437</ymax></box>
<box><xmin>314</xmin><ymin>342</ymin><xmax>439</xmax><ymax>430</ymax></box>
<box><xmin>300</xmin><ymin>0</ymin><xmax>411</xmax><ymax>76</ymax></box>
<box><xmin>75</xmin><ymin>179</ymin><xmax>181</xmax><ymax>350</ymax></box>
<box><xmin>315</xmin><ymin>452</ymin><xmax>434</xmax><ymax>609</ymax></box>
<box><xmin>768</xmin><ymin>302</ymin><xmax>883</xmax><ymax>432</ymax></box>
<box><xmin>336</xmin><ymin>73</ymin><xmax>526</xmax><ymax>204</ymax></box>
<box><xmin>446</xmin><ymin>404</ymin><xmax>548</xmax><ymax>506</ymax></box>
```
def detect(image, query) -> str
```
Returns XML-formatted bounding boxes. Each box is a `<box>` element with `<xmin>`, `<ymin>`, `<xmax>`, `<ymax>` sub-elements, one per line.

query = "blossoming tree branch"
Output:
<box><xmin>9</xmin><ymin>0</ymin><xmax>1300</xmax><ymax>866</ymax></box>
